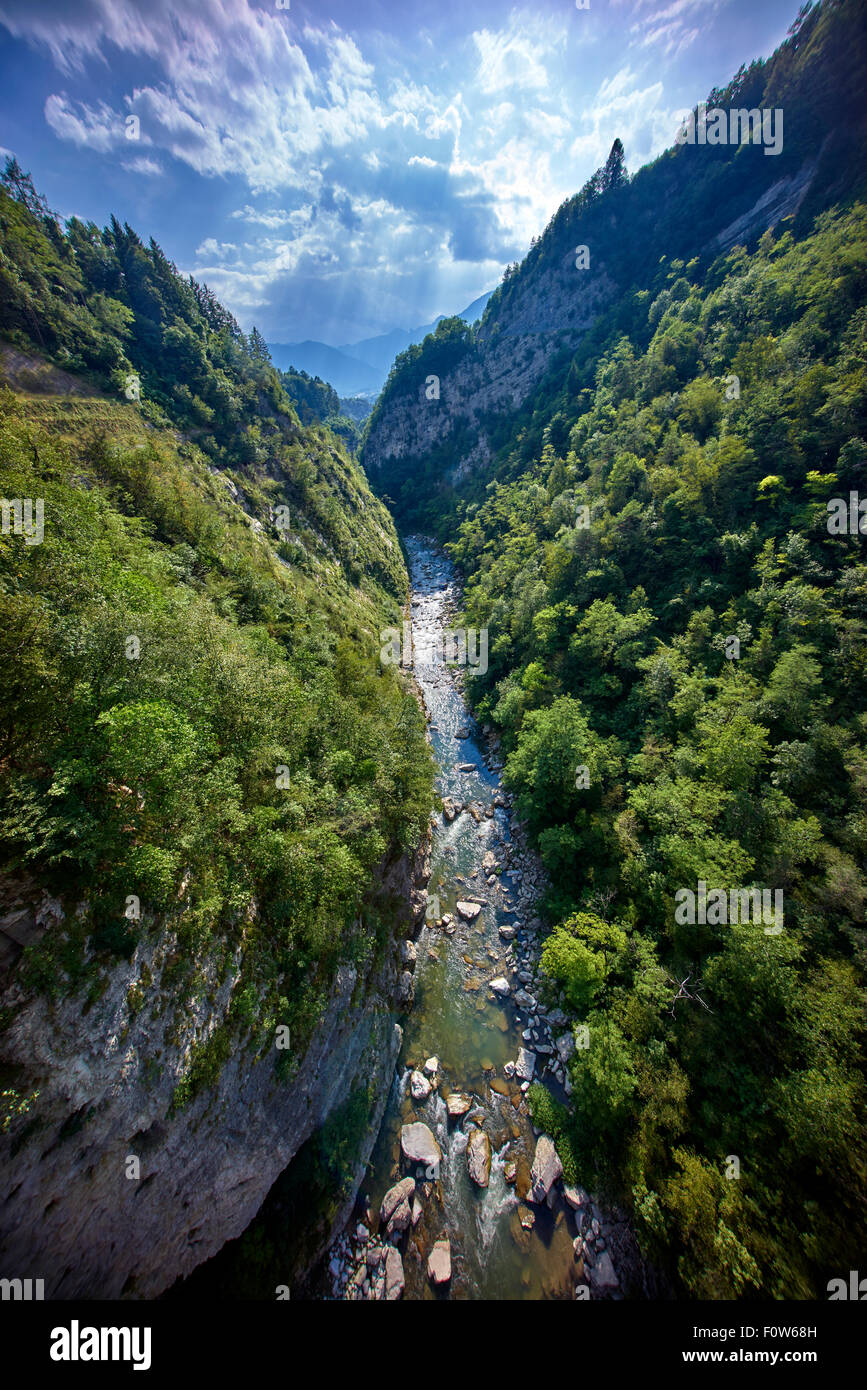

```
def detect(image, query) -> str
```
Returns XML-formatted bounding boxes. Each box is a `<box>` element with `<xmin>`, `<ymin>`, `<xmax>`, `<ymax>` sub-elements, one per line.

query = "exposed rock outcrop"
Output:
<box><xmin>0</xmin><ymin>834</ymin><xmax>431</xmax><ymax>1299</ymax></box>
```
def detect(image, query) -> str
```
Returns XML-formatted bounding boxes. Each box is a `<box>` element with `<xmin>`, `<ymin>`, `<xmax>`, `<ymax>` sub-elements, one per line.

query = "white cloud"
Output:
<box><xmin>472</xmin><ymin>17</ymin><xmax>564</xmax><ymax>95</ymax></box>
<box><xmin>122</xmin><ymin>155</ymin><xmax>163</xmax><ymax>176</ymax></box>
<box><xmin>44</xmin><ymin>93</ymin><xmax>120</xmax><ymax>152</ymax></box>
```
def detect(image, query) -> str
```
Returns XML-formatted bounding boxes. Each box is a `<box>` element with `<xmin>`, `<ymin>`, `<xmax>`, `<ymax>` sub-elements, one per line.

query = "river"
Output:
<box><xmin>325</xmin><ymin>534</ymin><xmax>579</xmax><ymax>1299</ymax></box>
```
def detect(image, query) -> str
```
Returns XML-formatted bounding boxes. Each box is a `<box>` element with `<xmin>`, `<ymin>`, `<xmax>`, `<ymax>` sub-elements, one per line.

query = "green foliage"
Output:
<box><xmin>0</xmin><ymin>171</ymin><xmax>435</xmax><ymax>1096</ymax></box>
<box><xmin>393</xmin><ymin>2</ymin><xmax>867</xmax><ymax>1297</ymax></box>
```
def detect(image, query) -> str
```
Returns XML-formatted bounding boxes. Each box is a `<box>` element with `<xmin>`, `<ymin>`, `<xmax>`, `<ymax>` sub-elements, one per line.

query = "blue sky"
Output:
<box><xmin>0</xmin><ymin>0</ymin><xmax>799</xmax><ymax>345</ymax></box>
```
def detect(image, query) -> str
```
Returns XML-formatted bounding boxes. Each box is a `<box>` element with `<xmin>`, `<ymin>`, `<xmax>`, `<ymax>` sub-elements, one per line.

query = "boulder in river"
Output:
<box><xmin>515</xmin><ymin>1047</ymin><xmax>536</xmax><ymax>1081</ymax></box>
<box><xmin>427</xmin><ymin>1239</ymin><xmax>452</xmax><ymax>1285</ymax></box>
<box><xmin>442</xmin><ymin>797</ymin><xmax>458</xmax><ymax>822</ymax></box>
<box><xmin>564</xmin><ymin>1185</ymin><xmax>589</xmax><ymax>1212</ymax></box>
<box><xmin>489</xmin><ymin>977</ymin><xmax>511</xmax><ymax>997</ymax></box>
<box><xmin>384</xmin><ymin>1247</ymin><xmax>405</xmax><ymax>1300</ymax></box>
<box><xmin>380</xmin><ymin>1176</ymin><xmax>415</xmax><ymax>1227</ymax></box>
<box><xmin>401</xmin><ymin>1122</ymin><xmax>442</xmax><ymax>1170</ymax></box>
<box><xmin>530</xmin><ymin>1134</ymin><xmax>563</xmax><ymax>1204</ymax></box>
<box><xmin>387</xmin><ymin>1197</ymin><xmax>413</xmax><ymax>1236</ymax></box>
<box><xmin>588</xmin><ymin>1250</ymin><xmax>619</xmax><ymax>1292</ymax></box>
<box><xmin>467</xmin><ymin>1127</ymin><xmax>492</xmax><ymax>1187</ymax></box>
<box><xmin>423</xmin><ymin>1056</ymin><xmax>439</xmax><ymax>1077</ymax></box>
<box><xmin>446</xmin><ymin>1092</ymin><xmax>472</xmax><ymax>1118</ymax></box>
<box><xmin>410</xmin><ymin>1069</ymin><xmax>431</xmax><ymax>1102</ymax></box>
<box><xmin>456</xmin><ymin>900</ymin><xmax>482</xmax><ymax>921</ymax></box>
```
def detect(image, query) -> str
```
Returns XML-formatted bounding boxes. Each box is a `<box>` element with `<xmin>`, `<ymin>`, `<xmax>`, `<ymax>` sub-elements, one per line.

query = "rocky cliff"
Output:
<box><xmin>0</xmin><ymin>832</ymin><xmax>430</xmax><ymax>1299</ymax></box>
<box><xmin>361</xmin><ymin>7</ymin><xmax>863</xmax><ymax>520</ymax></box>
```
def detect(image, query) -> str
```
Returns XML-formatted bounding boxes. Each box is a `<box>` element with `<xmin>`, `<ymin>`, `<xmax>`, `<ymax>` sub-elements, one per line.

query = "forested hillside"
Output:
<box><xmin>279</xmin><ymin>365</ymin><xmax>362</xmax><ymax>452</ymax></box>
<box><xmin>363</xmin><ymin>0</ymin><xmax>867</xmax><ymax>1298</ymax></box>
<box><xmin>0</xmin><ymin>158</ymin><xmax>433</xmax><ymax>1125</ymax></box>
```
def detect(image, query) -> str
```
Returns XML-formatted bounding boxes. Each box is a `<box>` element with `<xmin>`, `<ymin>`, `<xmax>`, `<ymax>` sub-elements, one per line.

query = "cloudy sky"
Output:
<box><xmin>0</xmin><ymin>0</ymin><xmax>799</xmax><ymax>345</ymax></box>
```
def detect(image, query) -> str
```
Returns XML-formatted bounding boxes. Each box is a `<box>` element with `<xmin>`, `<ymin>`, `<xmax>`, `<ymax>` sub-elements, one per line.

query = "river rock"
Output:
<box><xmin>489</xmin><ymin>977</ymin><xmax>511</xmax><ymax>997</ymax></box>
<box><xmin>427</xmin><ymin>1239</ymin><xmax>452</xmax><ymax>1285</ymax></box>
<box><xmin>423</xmin><ymin>1056</ymin><xmax>439</xmax><ymax>1076</ymax></box>
<box><xmin>466</xmin><ymin>1127</ymin><xmax>492</xmax><ymax>1187</ymax></box>
<box><xmin>446</xmin><ymin>1092</ymin><xmax>472</xmax><ymax>1118</ymax></box>
<box><xmin>564</xmin><ymin>1185</ymin><xmax>589</xmax><ymax>1211</ymax></box>
<box><xmin>380</xmin><ymin>1176</ymin><xmax>415</xmax><ymax>1227</ymax></box>
<box><xmin>588</xmin><ymin>1250</ymin><xmax>619</xmax><ymax>1292</ymax></box>
<box><xmin>401</xmin><ymin>1122</ymin><xmax>442</xmax><ymax>1170</ymax></box>
<box><xmin>498</xmin><ymin>924</ymin><xmax>516</xmax><ymax>941</ymax></box>
<box><xmin>530</xmin><ymin>1134</ymin><xmax>563</xmax><ymax>1203</ymax></box>
<box><xmin>515</xmin><ymin>1047</ymin><xmax>536</xmax><ymax>1082</ymax></box>
<box><xmin>456</xmin><ymin>900</ymin><xmax>482</xmax><ymax>921</ymax></box>
<box><xmin>401</xmin><ymin>939</ymin><xmax>418</xmax><ymax>969</ymax></box>
<box><xmin>410</xmin><ymin>1069</ymin><xmax>431</xmax><ymax>1102</ymax></box>
<box><xmin>390</xmin><ymin>1197</ymin><xmax>413</xmax><ymax>1235</ymax></box>
<box><xmin>443</xmin><ymin>797</ymin><xmax>458</xmax><ymax>822</ymax></box>
<box><xmin>384</xmin><ymin>1246</ymin><xmax>405</xmax><ymax>1300</ymax></box>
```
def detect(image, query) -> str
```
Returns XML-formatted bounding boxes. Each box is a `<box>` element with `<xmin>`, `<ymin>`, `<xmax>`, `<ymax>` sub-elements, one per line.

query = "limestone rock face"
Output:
<box><xmin>0</xmin><ymin>836</ymin><xmax>431</xmax><ymax>1299</ymax></box>
<box><xmin>362</xmin><ymin>255</ymin><xmax>616</xmax><ymax>496</ymax></box>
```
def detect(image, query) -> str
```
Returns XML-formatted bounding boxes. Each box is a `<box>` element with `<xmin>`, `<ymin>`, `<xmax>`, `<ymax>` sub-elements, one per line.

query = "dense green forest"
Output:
<box><xmin>0</xmin><ymin>161</ymin><xmax>434</xmax><ymax>1103</ymax></box>
<box><xmin>279</xmin><ymin>366</ymin><xmax>362</xmax><ymax>453</ymax></box>
<box><xmin>364</xmin><ymin>0</ymin><xmax>867</xmax><ymax>1298</ymax></box>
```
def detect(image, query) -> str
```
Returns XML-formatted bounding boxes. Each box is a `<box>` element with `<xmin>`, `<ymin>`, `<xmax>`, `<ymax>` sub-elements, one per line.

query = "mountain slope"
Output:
<box><xmin>362</xmin><ymin>0</ymin><xmax>867</xmax><ymax>526</ymax></box>
<box><xmin>0</xmin><ymin>166</ymin><xmax>434</xmax><ymax>1296</ymax></box>
<box><xmin>266</xmin><ymin>339</ymin><xmax>382</xmax><ymax>396</ymax></box>
<box><xmin>269</xmin><ymin>290</ymin><xmax>495</xmax><ymax>399</ymax></box>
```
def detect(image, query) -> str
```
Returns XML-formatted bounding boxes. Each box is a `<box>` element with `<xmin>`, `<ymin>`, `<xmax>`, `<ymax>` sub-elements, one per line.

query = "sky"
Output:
<box><xmin>0</xmin><ymin>0</ymin><xmax>800</xmax><ymax>346</ymax></box>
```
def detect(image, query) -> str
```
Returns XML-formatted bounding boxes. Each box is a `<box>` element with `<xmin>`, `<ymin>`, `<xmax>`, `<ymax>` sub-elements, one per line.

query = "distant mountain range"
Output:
<box><xmin>268</xmin><ymin>289</ymin><xmax>493</xmax><ymax>398</ymax></box>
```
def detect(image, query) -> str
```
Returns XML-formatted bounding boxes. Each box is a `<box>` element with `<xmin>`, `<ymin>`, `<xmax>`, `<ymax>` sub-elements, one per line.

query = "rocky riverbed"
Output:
<box><xmin>319</xmin><ymin>536</ymin><xmax>639</xmax><ymax>1301</ymax></box>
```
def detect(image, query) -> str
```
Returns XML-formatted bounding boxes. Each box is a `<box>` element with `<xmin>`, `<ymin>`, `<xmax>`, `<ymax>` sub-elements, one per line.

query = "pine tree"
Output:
<box><xmin>247</xmin><ymin>326</ymin><xmax>271</xmax><ymax>364</ymax></box>
<box><xmin>601</xmin><ymin>138</ymin><xmax>627</xmax><ymax>193</ymax></box>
